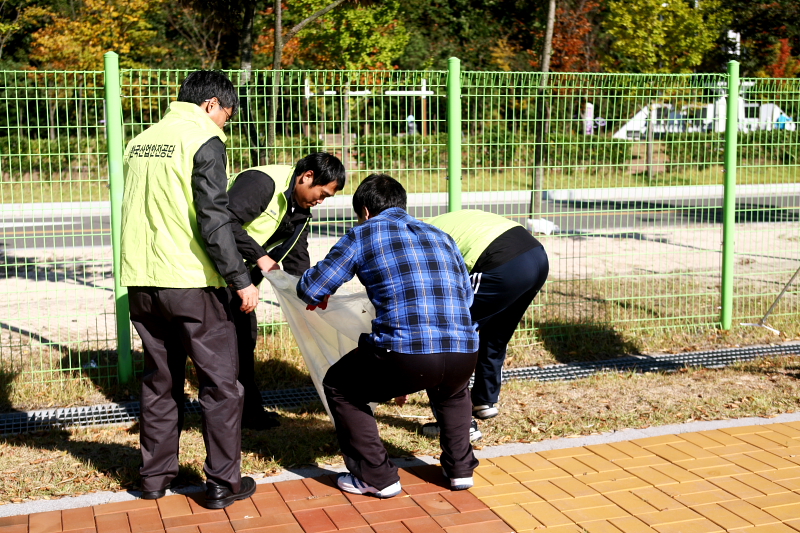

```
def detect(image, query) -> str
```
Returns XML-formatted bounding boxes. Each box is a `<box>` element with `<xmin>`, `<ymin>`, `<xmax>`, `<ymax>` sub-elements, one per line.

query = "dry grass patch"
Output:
<box><xmin>3</xmin><ymin>354</ymin><xmax>800</xmax><ymax>503</ymax></box>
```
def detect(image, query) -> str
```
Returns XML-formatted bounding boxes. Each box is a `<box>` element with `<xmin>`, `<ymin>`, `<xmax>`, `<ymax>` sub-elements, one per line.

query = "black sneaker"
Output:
<box><xmin>421</xmin><ymin>420</ymin><xmax>482</xmax><ymax>442</ymax></box>
<box><xmin>242</xmin><ymin>410</ymin><xmax>281</xmax><ymax>430</ymax></box>
<box><xmin>472</xmin><ymin>404</ymin><xmax>499</xmax><ymax>419</ymax></box>
<box><xmin>204</xmin><ymin>476</ymin><xmax>257</xmax><ymax>509</ymax></box>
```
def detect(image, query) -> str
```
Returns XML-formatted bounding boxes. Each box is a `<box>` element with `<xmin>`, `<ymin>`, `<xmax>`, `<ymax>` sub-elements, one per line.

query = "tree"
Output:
<box><xmin>601</xmin><ymin>0</ymin><xmax>730</xmax><ymax>73</ymax></box>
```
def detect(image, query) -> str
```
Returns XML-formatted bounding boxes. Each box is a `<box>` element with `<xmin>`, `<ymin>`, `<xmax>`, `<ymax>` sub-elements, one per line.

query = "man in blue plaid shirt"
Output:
<box><xmin>297</xmin><ymin>174</ymin><xmax>479</xmax><ymax>498</ymax></box>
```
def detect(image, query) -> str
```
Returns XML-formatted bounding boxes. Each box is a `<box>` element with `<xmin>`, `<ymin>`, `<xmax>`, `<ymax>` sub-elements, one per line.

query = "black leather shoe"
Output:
<box><xmin>242</xmin><ymin>412</ymin><xmax>281</xmax><ymax>431</ymax></box>
<box><xmin>141</xmin><ymin>489</ymin><xmax>166</xmax><ymax>500</ymax></box>
<box><xmin>204</xmin><ymin>477</ymin><xmax>257</xmax><ymax>509</ymax></box>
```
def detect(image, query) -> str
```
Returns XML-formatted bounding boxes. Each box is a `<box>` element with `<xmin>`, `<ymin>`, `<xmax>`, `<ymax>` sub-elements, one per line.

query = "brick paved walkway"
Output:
<box><xmin>5</xmin><ymin>422</ymin><xmax>800</xmax><ymax>533</ymax></box>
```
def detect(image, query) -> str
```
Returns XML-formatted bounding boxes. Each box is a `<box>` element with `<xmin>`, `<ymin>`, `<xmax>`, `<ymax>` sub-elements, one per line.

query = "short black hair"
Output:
<box><xmin>352</xmin><ymin>174</ymin><xmax>407</xmax><ymax>217</ymax></box>
<box><xmin>177</xmin><ymin>70</ymin><xmax>239</xmax><ymax>116</ymax></box>
<box><xmin>294</xmin><ymin>152</ymin><xmax>346</xmax><ymax>190</ymax></box>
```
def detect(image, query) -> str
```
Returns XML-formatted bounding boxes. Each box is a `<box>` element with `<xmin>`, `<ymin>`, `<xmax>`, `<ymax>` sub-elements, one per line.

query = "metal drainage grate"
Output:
<box><xmin>2</xmin><ymin>342</ymin><xmax>799</xmax><ymax>435</ymax></box>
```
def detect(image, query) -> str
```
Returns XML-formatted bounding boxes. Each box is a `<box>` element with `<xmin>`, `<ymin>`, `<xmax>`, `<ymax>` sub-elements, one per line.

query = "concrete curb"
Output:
<box><xmin>4</xmin><ymin>411</ymin><xmax>800</xmax><ymax>517</ymax></box>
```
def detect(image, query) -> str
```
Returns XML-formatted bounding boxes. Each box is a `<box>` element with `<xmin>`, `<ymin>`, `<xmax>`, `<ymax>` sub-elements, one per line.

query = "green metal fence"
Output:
<box><xmin>1</xmin><ymin>57</ymin><xmax>798</xmax><ymax>399</ymax></box>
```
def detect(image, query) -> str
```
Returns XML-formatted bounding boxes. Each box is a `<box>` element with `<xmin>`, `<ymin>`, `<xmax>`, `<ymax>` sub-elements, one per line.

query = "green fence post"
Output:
<box><xmin>720</xmin><ymin>60</ymin><xmax>739</xmax><ymax>330</ymax></box>
<box><xmin>104</xmin><ymin>51</ymin><xmax>132</xmax><ymax>383</ymax></box>
<box><xmin>447</xmin><ymin>57</ymin><xmax>461</xmax><ymax>212</ymax></box>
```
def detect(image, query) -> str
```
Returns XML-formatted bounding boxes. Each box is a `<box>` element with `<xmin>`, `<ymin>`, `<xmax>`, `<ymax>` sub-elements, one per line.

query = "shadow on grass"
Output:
<box><xmin>536</xmin><ymin>319</ymin><xmax>641</xmax><ymax>363</ymax></box>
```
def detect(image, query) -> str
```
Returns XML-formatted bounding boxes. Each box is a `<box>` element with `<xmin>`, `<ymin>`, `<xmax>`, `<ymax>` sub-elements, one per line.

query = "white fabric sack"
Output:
<box><xmin>265</xmin><ymin>270</ymin><xmax>376</xmax><ymax>421</ymax></box>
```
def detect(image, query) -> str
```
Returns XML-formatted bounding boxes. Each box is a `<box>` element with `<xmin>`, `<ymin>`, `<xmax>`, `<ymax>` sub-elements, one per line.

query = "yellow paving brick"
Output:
<box><xmin>754</xmin><ymin>466</ymin><xmax>800</xmax><ymax>482</ymax></box>
<box><xmin>627</xmin><ymin>467</ymin><xmax>680</xmax><ymax>487</ymax></box>
<box><xmin>764</xmin><ymin>445</ymin><xmax>800</xmax><ymax>458</ymax></box>
<box><xmin>646</xmin><ymin>445</ymin><xmax>695</xmax><ymax>463</ymax></box>
<box><xmin>487</xmin><ymin>456</ymin><xmax>534</xmax><ymax>474</ymax></box>
<box><xmin>710</xmin><ymin>443</ymin><xmax>762</xmax><ymax>457</ymax></box>
<box><xmin>588</xmin><ymin>476</ymin><xmax>653</xmax><ymax>494</ymax></box>
<box><xmin>723</xmin><ymin>454</ymin><xmax>776</xmax><ymax>472</ymax></box>
<box><xmin>470</xmin><ymin>482</ymin><xmax>531</xmax><ymax>498</ymax></box>
<box><xmin>549</xmin><ymin>457</ymin><xmax>598</xmax><ymax>477</ymax></box>
<box><xmin>650</xmin><ymin>464</ymin><xmax>703</xmax><ymax>483</ymax></box>
<box><xmin>552</xmin><ymin>477</ymin><xmax>601</xmax><ymax>498</ymax></box>
<box><xmin>563</xmin><ymin>505</ymin><xmax>631</xmax><ymax>524</ymax></box>
<box><xmin>479</xmin><ymin>491</ymin><xmax>543</xmax><ymax>508</ymax></box>
<box><xmin>784</xmin><ymin>518</ymin><xmax>800</xmax><ymax>532</ymax></box>
<box><xmin>727</xmin><ymin>525</ymin><xmax>796</xmax><ymax>533</ymax></box>
<box><xmin>735</xmin><ymin>433</ymin><xmax>787</xmax><ymax>450</ymax></box>
<box><xmin>691</xmin><ymin>503</ymin><xmax>752</xmax><ymax>530</ymax></box>
<box><xmin>718</xmin><ymin>500</ymin><xmax>782</xmax><ymax>526</ymax></box>
<box><xmin>608</xmin><ymin>442</ymin><xmax>655</xmax><ymax>459</ymax></box>
<box><xmin>697</xmin><ymin>430</ymin><xmax>747</xmax><ymax>447</ymax></box>
<box><xmin>523</xmin><ymin>480</ymin><xmax>574</xmax><ymax>501</ymax></box>
<box><xmin>756</xmin><ymin>431</ymin><xmax>796</xmax><ymax>447</ymax></box>
<box><xmin>718</xmin><ymin>426</ymin><xmax>770</xmax><ymax>436</ymax></box>
<box><xmin>550</xmin><ymin>495</ymin><xmax>615</xmax><ymax>513</ymax></box>
<box><xmin>586</xmin><ymin>444</ymin><xmax>634</xmax><ymax>463</ymax></box>
<box><xmin>634</xmin><ymin>435</ymin><xmax>687</xmax><ymax>448</ymax></box>
<box><xmin>746</xmin><ymin>450</ymin><xmax>797</xmax><ymax>470</ymax></box>
<box><xmin>489</xmin><ymin>504</ymin><xmax>544</xmax><ymax>531</ymax></box>
<box><xmin>613</xmin><ymin>456</ymin><xmax>670</xmax><ymax>470</ymax></box>
<box><xmin>475</xmin><ymin>465</ymin><xmax>520</xmax><ymax>485</ymax></box>
<box><xmin>691</xmin><ymin>464</ymin><xmax>751</xmax><ymax>480</ymax></box>
<box><xmin>761</xmin><ymin>501</ymin><xmax>800</xmax><ymax>521</ymax></box>
<box><xmin>608</xmin><ymin>516</ymin><xmax>659</xmax><ymax>533</ymax></box>
<box><xmin>579</xmin><ymin>470</ymin><xmax>637</xmax><ymax>486</ymax></box>
<box><xmin>630</xmin><ymin>487</ymin><xmax>685</xmax><ymax>512</ymax></box>
<box><xmin>520</xmin><ymin>501</ymin><xmax>576</xmax><ymax>528</ymax></box>
<box><xmin>708</xmin><ymin>477</ymin><xmax>765</xmax><ymax>499</ymax></box>
<box><xmin>580</xmin><ymin>521</ymin><xmax>625</xmax><ymax>533</ymax></box>
<box><xmin>772</xmin><ymin>477</ymin><xmax>800</xmax><ymax>492</ymax></box>
<box><xmin>539</xmin><ymin>447</ymin><xmax>594</xmax><ymax>460</ymax></box>
<box><xmin>734</xmin><ymin>472</ymin><xmax>791</xmax><ymax>495</ymax></box>
<box><xmin>577</xmin><ymin>455</ymin><xmax>627</xmax><ymax>474</ymax></box>
<box><xmin>746</xmin><ymin>490</ymin><xmax>800</xmax><ymax>510</ymax></box>
<box><xmin>668</xmin><ymin>442</ymin><xmax>719</xmax><ymax>461</ymax></box>
<box><xmin>511</xmin><ymin>467</ymin><xmax>572</xmax><ymax>483</ymax></box>
<box><xmin>678</xmin><ymin>457</ymin><xmax>736</xmax><ymax>471</ymax></box>
<box><xmin>679</xmin><ymin>433</ymin><xmax>729</xmax><ymax>450</ymax></box>
<box><xmin>636</xmin><ymin>508</ymin><xmax>703</xmax><ymax>527</ymax></box>
<box><xmin>783</xmin><ymin>421</ymin><xmax>800</xmax><ymax>431</ymax></box>
<box><xmin>665</xmin><ymin>480</ymin><xmax>718</xmax><ymax>496</ymax></box>
<box><xmin>513</xmin><ymin>452</ymin><xmax>560</xmax><ymax>470</ymax></box>
<box><xmin>530</xmin><ymin>525</ymin><xmax>583</xmax><ymax>533</ymax></box>
<box><xmin>604</xmin><ymin>492</ymin><xmax>660</xmax><ymax>516</ymax></box>
<box><xmin>671</xmin><ymin>489</ymin><xmax>739</xmax><ymax>507</ymax></box>
<box><xmin>650</xmin><ymin>518</ymin><xmax>723</xmax><ymax>533</ymax></box>
<box><xmin>766</xmin><ymin>423</ymin><xmax>800</xmax><ymax>439</ymax></box>
<box><xmin>472</xmin><ymin>471</ymin><xmax>492</xmax><ymax>488</ymax></box>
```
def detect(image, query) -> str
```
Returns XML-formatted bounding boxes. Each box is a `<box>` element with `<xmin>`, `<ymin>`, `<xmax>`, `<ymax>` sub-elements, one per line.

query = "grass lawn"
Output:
<box><xmin>2</xmin><ymin>354</ymin><xmax>800</xmax><ymax>503</ymax></box>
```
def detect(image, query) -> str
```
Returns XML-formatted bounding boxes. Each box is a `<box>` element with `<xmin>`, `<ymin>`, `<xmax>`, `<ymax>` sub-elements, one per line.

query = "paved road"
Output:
<box><xmin>2</xmin><ymin>185</ymin><xmax>799</xmax><ymax>250</ymax></box>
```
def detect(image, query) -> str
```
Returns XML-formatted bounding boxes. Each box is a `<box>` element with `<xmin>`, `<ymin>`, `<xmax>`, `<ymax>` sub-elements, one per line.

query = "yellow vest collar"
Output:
<box><xmin>167</xmin><ymin>101</ymin><xmax>227</xmax><ymax>143</ymax></box>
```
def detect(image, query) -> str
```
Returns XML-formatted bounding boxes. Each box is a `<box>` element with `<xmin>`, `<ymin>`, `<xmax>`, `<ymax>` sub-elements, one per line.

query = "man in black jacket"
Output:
<box><xmin>227</xmin><ymin>153</ymin><xmax>346</xmax><ymax>429</ymax></box>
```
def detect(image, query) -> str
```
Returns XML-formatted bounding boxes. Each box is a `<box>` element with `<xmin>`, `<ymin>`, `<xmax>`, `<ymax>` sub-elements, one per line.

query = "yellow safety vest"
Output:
<box><xmin>428</xmin><ymin>209</ymin><xmax>521</xmax><ymax>272</ymax></box>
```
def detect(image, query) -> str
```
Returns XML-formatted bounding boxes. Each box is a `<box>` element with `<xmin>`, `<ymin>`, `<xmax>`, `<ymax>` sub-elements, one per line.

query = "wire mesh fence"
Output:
<box><xmin>0</xmin><ymin>62</ymin><xmax>798</xmax><ymax>402</ymax></box>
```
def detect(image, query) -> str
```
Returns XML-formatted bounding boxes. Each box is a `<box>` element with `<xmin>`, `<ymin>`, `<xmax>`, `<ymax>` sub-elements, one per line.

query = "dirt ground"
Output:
<box><xmin>1</xmin><ymin>222</ymin><xmax>798</xmax><ymax>362</ymax></box>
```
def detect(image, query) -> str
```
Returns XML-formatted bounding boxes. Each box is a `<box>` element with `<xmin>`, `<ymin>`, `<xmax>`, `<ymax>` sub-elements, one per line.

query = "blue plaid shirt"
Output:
<box><xmin>297</xmin><ymin>208</ymin><xmax>478</xmax><ymax>355</ymax></box>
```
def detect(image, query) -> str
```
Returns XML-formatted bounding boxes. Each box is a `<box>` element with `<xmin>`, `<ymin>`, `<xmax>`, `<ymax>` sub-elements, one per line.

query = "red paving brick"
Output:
<box><xmin>322</xmin><ymin>506</ymin><xmax>368</xmax><ymax>529</ymax></box>
<box><xmin>370</xmin><ymin>523</ymin><xmax>412</xmax><ymax>533</ymax></box>
<box><xmin>274</xmin><ymin>481</ymin><xmax>312</xmax><ymax>502</ymax></box>
<box><xmin>0</xmin><ymin>525</ymin><xmax>28</xmax><ymax>533</ymax></box>
<box><xmin>401</xmin><ymin>517</ymin><xmax>445</xmax><ymax>533</ymax></box>
<box><xmin>29</xmin><ymin>511</ymin><xmax>62</xmax><ymax>533</ymax></box>
<box><xmin>95</xmin><ymin>513</ymin><xmax>131</xmax><ymax>533</ymax></box>
<box><xmin>409</xmin><ymin>494</ymin><xmax>458</xmax><ymax>516</ymax></box>
<box><xmin>292</xmin><ymin>509</ymin><xmax>337</xmax><ymax>533</ymax></box>
<box><xmin>128</xmin><ymin>508</ymin><xmax>164</xmax><ymax>533</ymax></box>
<box><xmin>228</xmin><ymin>515</ymin><xmax>297</xmax><ymax>532</ymax></box>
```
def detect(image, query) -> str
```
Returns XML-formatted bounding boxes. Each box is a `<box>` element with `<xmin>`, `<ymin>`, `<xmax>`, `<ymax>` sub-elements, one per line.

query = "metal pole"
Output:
<box><xmin>721</xmin><ymin>60</ymin><xmax>739</xmax><ymax>330</ymax></box>
<box><xmin>104</xmin><ymin>51</ymin><xmax>132</xmax><ymax>383</ymax></box>
<box><xmin>447</xmin><ymin>57</ymin><xmax>461</xmax><ymax>212</ymax></box>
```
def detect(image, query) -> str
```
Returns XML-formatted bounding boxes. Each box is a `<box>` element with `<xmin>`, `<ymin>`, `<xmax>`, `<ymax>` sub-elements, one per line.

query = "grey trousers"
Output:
<box><xmin>129</xmin><ymin>287</ymin><xmax>244</xmax><ymax>493</ymax></box>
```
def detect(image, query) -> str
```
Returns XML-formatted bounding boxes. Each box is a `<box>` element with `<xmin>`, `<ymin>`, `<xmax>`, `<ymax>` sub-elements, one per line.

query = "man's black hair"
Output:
<box><xmin>352</xmin><ymin>174</ymin><xmax>407</xmax><ymax>217</ymax></box>
<box><xmin>177</xmin><ymin>70</ymin><xmax>240</xmax><ymax>116</ymax></box>
<box><xmin>294</xmin><ymin>152</ymin><xmax>346</xmax><ymax>190</ymax></box>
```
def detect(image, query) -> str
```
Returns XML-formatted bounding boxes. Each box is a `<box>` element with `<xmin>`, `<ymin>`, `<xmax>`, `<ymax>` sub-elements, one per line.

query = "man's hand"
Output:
<box><xmin>236</xmin><ymin>284</ymin><xmax>259</xmax><ymax>313</ymax></box>
<box><xmin>257</xmin><ymin>255</ymin><xmax>280</xmax><ymax>274</ymax></box>
<box><xmin>306</xmin><ymin>294</ymin><xmax>330</xmax><ymax>311</ymax></box>
<box><xmin>394</xmin><ymin>395</ymin><xmax>408</xmax><ymax>407</ymax></box>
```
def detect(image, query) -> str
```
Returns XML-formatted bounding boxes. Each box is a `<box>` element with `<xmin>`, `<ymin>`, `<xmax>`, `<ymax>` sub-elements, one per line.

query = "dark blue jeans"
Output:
<box><xmin>470</xmin><ymin>245</ymin><xmax>549</xmax><ymax>406</ymax></box>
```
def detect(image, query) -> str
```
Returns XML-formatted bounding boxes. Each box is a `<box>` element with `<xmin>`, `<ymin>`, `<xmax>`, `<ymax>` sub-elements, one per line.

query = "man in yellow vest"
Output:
<box><xmin>121</xmin><ymin>70</ymin><xmax>258</xmax><ymax>509</ymax></box>
<box><xmin>226</xmin><ymin>152</ymin><xmax>345</xmax><ymax>430</ymax></box>
<box><xmin>423</xmin><ymin>209</ymin><xmax>549</xmax><ymax>437</ymax></box>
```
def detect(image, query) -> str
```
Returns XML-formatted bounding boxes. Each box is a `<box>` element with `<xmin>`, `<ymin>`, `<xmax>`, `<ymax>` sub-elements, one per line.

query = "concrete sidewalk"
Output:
<box><xmin>5</xmin><ymin>413</ymin><xmax>800</xmax><ymax>532</ymax></box>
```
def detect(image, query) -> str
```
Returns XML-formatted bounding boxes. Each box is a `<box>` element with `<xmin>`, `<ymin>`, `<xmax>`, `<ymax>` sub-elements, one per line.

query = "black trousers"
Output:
<box><xmin>229</xmin><ymin>293</ymin><xmax>263</xmax><ymax>420</ymax></box>
<box><xmin>323</xmin><ymin>339</ymin><xmax>479</xmax><ymax>490</ymax></box>
<box><xmin>470</xmin><ymin>246</ymin><xmax>549</xmax><ymax>406</ymax></box>
<box><xmin>129</xmin><ymin>287</ymin><xmax>244</xmax><ymax>493</ymax></box>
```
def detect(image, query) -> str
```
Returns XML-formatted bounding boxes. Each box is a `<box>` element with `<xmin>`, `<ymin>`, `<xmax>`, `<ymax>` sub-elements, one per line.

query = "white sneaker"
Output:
<box><xmin>442</xmin><ymin>468</ymin><xmax>474</xmax><ymax>491</ymax></box>
<box><xmin>421</xmin><ymin>420</ymin><xmax>482</xmax><ymax>442</ymax></box>
<box><xmin>472</xmin><ymin>404</ymin><xmax>498</xmax><ymax>419</ymax></box>
<box><xmin>336</xmin><ymin>473</ymin><xmax>401</xmax><ymax>498</ymax></box>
